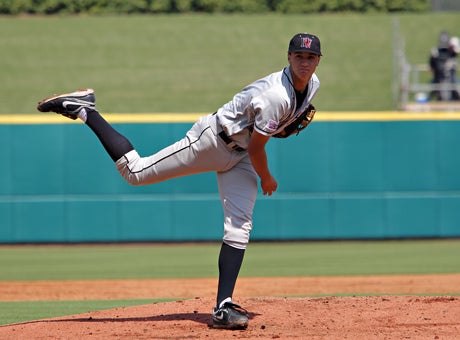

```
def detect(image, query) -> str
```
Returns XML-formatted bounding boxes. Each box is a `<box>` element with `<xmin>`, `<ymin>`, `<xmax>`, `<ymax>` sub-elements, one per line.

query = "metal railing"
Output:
<box><xmin>399</xmin><ymin>62</ymin><xmax>460</xmax><ymax>111</ymax></box>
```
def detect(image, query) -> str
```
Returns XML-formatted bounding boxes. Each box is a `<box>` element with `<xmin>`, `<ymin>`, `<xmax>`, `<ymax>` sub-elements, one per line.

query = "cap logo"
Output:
<box><xmin>301</xmin><ymin>37</ymin><xmax>312</xmax><ymax>49</ymax></box>
<box><xmin>288</xmin><ymin>33</ymin><xmax>322</xmax><ymax>55</ymax></box>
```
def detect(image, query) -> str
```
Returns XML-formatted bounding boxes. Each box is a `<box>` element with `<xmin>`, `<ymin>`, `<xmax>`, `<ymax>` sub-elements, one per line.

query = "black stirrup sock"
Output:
<box><xmin>85</xmin><ymin>108</ymin><xmax>134</xmax><ymax>162</ymax></box>
<box><xmin>216</xmin><ymin>242</ymin><xmax>245</xmax><ymax>308</ymax></box>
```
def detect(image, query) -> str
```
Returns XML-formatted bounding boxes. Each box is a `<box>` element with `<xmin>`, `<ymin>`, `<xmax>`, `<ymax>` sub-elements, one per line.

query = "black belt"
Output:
<box><xmin>218</xmin><ymin>131</ymin><xmax>246</xmax><ymax>152</ymax></box>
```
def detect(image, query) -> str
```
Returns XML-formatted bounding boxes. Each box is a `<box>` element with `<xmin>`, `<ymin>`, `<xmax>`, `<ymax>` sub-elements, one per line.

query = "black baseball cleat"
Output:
<box><xmin>212</xmin><ymin>301</ymin><xmax>249</xmax><ymax>330</ymax></box>
<box><xmin>37</xmin><ymin>88</ymin><xmax>95</xmax><ymax>120</ymax></box>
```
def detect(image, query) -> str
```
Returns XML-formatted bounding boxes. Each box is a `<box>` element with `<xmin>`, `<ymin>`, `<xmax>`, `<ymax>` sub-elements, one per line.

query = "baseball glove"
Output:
<box><xmin>273</xmin><ymin>104</ymin><xmax>316</xmax><ymax>138</ymax></box>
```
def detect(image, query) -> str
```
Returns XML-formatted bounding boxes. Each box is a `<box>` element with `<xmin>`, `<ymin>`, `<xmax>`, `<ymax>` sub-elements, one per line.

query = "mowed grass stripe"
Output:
<box><xmin>2</xmin><ymin>13</ymin><xmax>460</xmax><ymax>113</ymax></box>
<box><xmin>0</xmin><ymin>240</ymin><xmax>459</xmax><ymax>281</ymax></box>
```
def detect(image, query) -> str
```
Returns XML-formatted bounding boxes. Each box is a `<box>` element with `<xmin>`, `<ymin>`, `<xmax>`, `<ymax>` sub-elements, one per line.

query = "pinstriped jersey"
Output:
<box><xmin>216</xmin><ymin>66</ymin><xmax>320</xmax><ymax>149</ymax></box>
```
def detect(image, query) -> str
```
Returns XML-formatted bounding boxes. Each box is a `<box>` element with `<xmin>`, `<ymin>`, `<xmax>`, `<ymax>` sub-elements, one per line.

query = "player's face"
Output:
<box><xmin>288</xmin><ymin>52</ymin><xmax>321</xmax><ymax>82</ymax></box>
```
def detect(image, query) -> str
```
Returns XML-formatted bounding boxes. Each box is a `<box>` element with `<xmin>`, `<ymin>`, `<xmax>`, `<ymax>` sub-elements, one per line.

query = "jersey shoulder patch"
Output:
<box><xmin>263</xmin><ymin>119</ymin><xmax>279</xmax><ymax>133</ymax></box>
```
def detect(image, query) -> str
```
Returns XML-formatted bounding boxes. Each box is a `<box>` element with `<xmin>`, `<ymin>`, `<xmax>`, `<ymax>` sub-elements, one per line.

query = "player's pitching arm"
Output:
<box><xmin>247</xmin><ymin>131</ymin><xmax>277</xmax><ymax>196</ymax></box>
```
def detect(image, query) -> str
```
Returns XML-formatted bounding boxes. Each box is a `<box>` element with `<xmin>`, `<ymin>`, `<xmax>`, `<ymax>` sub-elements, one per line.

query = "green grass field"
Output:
<box><xmin>0</xmin><ymin>240</ymin><xmax>459</xmax><ymax>325</ymax></box>
<box><xmin>1</xmin><ymin>240</ymin><xmax>459</xmax><ymax>281</ymax></box>
<box><xmin>1</xmin><ymin>13</ymin><xmax>459</xmax><ymax>114</ymax></box>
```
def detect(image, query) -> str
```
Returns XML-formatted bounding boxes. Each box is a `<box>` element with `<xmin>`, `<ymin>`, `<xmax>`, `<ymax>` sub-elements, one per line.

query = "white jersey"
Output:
<box><xmin>115</xmin><ymin>66</ymin><xmax>320</xmax><ymax>250</ymax></box>
<box><xmin>216</xmin><ymin>66</ymin><xmax>320</xmax><ymax>149</ymax></box>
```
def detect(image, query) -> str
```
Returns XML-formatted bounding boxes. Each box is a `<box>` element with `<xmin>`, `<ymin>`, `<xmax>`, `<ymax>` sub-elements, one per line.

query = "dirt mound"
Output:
<box><xmin>2</xmin><ymin>296</ymin><xmax>459</xmax><ymax>339</ymax></box>
<box><xmin>1</xmin><ymin>275</ymin><xmax>460</xmax><ymax>339</ymax></box>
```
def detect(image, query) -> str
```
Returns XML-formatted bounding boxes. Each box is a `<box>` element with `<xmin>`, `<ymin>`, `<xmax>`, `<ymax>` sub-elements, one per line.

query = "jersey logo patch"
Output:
<box><xmin>264</xmin><ymin>119</ymin><xmax>279</xmax><ymax>133</ymax></box>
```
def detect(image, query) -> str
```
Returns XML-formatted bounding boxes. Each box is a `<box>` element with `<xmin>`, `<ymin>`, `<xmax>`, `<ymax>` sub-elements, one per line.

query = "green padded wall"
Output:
<box><xmin>1</xmin><ymin>115</ymin><xmax>460</xmax><ymax>243</ymax></box>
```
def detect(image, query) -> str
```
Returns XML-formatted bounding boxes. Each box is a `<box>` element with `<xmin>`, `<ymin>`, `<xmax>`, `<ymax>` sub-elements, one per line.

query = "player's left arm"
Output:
<box><xmin>248</xmin><ymin>131</ymin><xmax>277</xmax><ymax>196</ymax></box>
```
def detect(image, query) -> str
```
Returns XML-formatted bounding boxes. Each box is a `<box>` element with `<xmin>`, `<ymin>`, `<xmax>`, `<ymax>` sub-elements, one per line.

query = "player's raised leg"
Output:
<box><xmin>37</xmin><ymin>88</ymin><xmax>95</xmax><ymax>120</ymax></box>
<box><xmin>37</xmin><ymin>89</ymin><xmax>134</xmax><ymax>162</ymax></box>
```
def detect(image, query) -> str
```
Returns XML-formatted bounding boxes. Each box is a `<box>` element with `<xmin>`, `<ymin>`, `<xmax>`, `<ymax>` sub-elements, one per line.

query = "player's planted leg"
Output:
<box><xmin>212</xmin><ymin>299</ymin><xmax>249</xmax><ymax>330</ymax></box>
<box><xmin>212</xmin><ymin>242</ymin><xmax>248</xmax><ymax>329</ymax></box>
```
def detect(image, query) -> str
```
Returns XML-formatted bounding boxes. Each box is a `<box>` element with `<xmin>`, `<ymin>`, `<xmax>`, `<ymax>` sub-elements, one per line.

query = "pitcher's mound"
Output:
<box><xmin>2</xmin><ymin>296</ymin><xmax>459</xmax><ymax>339</ymax></box>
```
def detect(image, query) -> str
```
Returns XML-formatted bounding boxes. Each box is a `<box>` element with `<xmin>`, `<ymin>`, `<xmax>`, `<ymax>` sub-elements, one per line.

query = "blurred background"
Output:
<box><xmin>1</xmin><ymin>0</ymin><xmax>459</xmax><ymax>114</ymax></box>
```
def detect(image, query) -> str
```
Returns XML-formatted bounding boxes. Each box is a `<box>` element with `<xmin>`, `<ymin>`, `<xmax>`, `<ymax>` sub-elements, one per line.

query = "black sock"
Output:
<box><xmin>85</xmin><ymin>108</ymin><xmax>134</xmax><ymax>162</ymax></box>
<box><xmin>216</xmin><ymin>242</ymin><xmax>245</xmax><ymax>308</ymax></box>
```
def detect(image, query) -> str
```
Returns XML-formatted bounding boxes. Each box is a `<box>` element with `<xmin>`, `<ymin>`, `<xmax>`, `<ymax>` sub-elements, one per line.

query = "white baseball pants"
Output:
<box><xmin>115</xmin><ymin>114</ymin><xmax>258</xmax><ymax>249</ymax></box>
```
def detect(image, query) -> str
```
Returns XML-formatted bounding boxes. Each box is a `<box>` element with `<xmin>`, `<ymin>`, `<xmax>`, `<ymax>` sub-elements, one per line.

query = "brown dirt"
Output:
<box><xmin>1</xmin><ymin>274</ymin><xmax>459</xmax><ymax>339</ymax></box>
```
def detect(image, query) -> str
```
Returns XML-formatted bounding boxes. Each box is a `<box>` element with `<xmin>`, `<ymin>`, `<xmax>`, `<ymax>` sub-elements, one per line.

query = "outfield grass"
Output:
<box><xmin>1</xmin><ymin>13</ymin><xmax>459</xmax><ymax>114</ymax></box>
<box><xmin>1</xmin><ymin>240</ymin><xmax>459</xmax><ymax>282</ymax></box>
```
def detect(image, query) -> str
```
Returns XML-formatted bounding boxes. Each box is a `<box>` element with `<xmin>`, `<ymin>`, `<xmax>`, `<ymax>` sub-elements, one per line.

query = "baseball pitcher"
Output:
<box><xmin>37</xmin><ymin>32</ymin><xmax>322</xmax><ymax>330</ymax></box>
